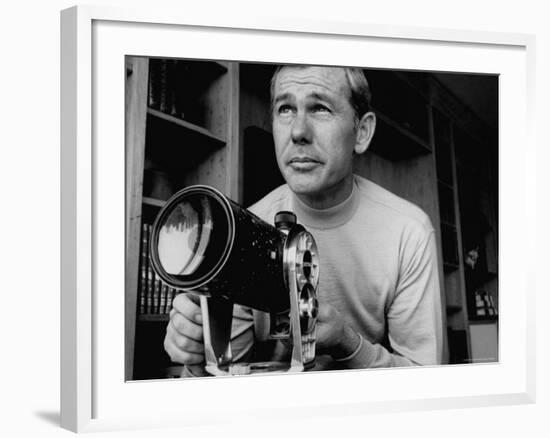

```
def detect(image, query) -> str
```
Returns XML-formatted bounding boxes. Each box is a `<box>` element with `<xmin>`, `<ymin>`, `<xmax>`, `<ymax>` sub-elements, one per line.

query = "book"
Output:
<box><xmin>139</xmin><ymin>223</ymin><xmax>149</xmax><ymax>315</ymax></box>
<box><xmin>146</xmin><ymin>224</ymin><xmax>154</xmax><ymax>314</ymax></box>
<box><xmin>160</xmin><ymin>284</ymin><xmax>167</xmax><ymax>315</ymax></box>
<box><xmin>159</xmin><ymin>59</ymin><xmax>169</xmax><ymax>114</ymax></box>
<box><xmin>148</xmin><ymin>58</ymin><xmax>161</xmax><ymax>109</ymax></box>
<box><xmin>167</xmin><ymin>59</ymin><xmax>178</xmax><ymax>117</ymax></box>
<box><xmin>153</xmin><ymin>276</ymin><xmax>161</xmax><ymax>314</ymax></box>
<box><xmin>166</xmin><ymin>287</ymin><xmax>176</xmax><ymax>314</ymax></box>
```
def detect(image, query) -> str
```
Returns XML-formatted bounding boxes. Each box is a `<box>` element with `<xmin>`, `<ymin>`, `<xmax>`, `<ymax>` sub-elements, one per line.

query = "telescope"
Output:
<box><xmin>149</xmin><ymin>185</ymin><xmax>319</xmax><ymax>376</ymax></box>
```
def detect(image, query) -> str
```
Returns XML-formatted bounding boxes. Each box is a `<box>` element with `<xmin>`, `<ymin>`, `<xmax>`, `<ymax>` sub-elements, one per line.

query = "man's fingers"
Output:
<box><xmin>171</xmin><ymin>293</ymin><xmax>203</xmax><ymax>324</ymax></box>
<box><xmin>165</xmin><ymin>293</ymin><xmax>206</xmax><ymax>366</ymax></box>
<box><xmin>164</xmin><ymin>335</ymin><xmax>204</xmax><ymax>365</ymax></box>
<box><xmin>173</xmin><ymin>335</ymin><xmax>204</xmax><ymax>354</ymax></box>
<box><xmin>166</xmin><ymin>322</ymin><xmax>204</xmax><ymax>352</ymax></box>
<box><xmin>170</xmin><ymin>313</ymin><xmax>204</xmax><ymax>342</ymax></box>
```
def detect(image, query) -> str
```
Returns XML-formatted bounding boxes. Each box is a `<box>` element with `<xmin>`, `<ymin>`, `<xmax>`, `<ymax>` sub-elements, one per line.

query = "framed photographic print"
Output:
<box><xmin>61</xmin><ymin>4</ymin><xmax>536</xmax><ymax>433</ymax></box>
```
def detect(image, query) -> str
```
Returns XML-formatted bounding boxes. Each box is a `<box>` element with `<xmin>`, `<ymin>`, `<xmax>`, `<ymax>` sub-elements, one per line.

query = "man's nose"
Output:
<box><xmin>291</xmin><ymin>111</ymin><xmax>312</xmax><ymax>145</ymax></box>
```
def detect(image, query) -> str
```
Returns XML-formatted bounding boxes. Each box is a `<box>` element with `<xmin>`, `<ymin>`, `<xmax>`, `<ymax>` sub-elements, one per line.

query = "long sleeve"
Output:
<box><xmin>337</xmin><ymin>230</ymin><xmax>443</xmax><ymax>369</ymax></box>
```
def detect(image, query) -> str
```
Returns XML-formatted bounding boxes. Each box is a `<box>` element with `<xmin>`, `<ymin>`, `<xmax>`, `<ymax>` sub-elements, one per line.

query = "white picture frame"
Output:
<box><xmin>60</xmin><ymin>5</ymin><xmax>536</xmax><ymax>433</ymax></box>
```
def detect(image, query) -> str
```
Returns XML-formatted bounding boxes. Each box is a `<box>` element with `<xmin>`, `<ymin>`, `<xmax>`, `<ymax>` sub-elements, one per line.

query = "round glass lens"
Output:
<box><xmin>157</xmin><ymin>196</ymin><xmax>213</xmax><ymax>275</ymax></box>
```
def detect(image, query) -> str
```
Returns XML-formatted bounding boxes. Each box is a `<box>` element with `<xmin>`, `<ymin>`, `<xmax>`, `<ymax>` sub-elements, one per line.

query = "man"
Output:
<box><xmin>164</xmin><ymin>65</ymin><xmax>443</xmax><ymax>374</ymax></box>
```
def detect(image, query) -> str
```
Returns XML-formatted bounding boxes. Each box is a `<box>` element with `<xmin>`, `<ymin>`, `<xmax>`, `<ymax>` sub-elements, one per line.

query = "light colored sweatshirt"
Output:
<box><xmin>229</xmin><ymin>174</ymin><xmax>443</xmax><ymax>370</ymax></box>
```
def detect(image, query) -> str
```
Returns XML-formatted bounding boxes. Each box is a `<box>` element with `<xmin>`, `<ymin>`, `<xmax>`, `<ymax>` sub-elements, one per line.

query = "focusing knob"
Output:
<box><xmin>274</xmin><ymin>211</ymin><xmax>297</xmax><ymax>231</ymax></box>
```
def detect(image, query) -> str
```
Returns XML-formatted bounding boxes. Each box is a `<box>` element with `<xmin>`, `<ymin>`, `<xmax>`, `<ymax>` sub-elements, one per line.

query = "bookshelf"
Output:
<box><xmin>432</xmin><ymin>106</ymin><xmax>471</xmax><ymax>362</ymax></box>
<box><xmin>125</xmin><ymin>60</ymin><xmax>498</xmax><ymax>378</ymax></box>
<box><xmin>431</xmin><ymin>77</ymin><xmax>499</xmax><ymax>363</ymax></box>
<box><xmin>125</xmin><ymin>56</ymin><xmax>240</xmax><ymax>380</ymax></box>
<box><xmin>454</xmin><ymin>126</ymin><xmax>499</xmax><ymax>324</ymax></box>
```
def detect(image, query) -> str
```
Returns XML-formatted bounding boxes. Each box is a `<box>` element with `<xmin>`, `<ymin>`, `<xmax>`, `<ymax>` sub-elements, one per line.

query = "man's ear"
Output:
<box><xmin>354</xmin><ymin>111</ymin><xmax>376</xmax><ymax>155</ymax></box>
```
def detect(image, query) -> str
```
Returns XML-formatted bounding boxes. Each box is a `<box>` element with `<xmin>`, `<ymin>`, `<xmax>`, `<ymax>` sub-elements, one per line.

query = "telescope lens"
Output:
<box><xmin>153</xmin><ymin>190</ymin><xmax>234</xmax><ymax>290</ymax></box>
<box><xmin>157</xmin><ymin>196</ymin><xmax>213</xmax><ymax>276</ymax></box>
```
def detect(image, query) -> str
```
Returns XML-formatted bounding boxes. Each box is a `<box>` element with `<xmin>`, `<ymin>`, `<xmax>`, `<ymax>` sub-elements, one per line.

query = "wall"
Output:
<box><xmin>1</xmin><ymin>1</ymin><xmax>547</xmax><ymax>437</ymax></box>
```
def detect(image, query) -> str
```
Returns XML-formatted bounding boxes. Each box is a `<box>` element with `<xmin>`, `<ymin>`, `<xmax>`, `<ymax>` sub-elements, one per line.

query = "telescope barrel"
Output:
<box><xmin>150</xmin><ymin>185</ymin><xmax>290</xmax><ymax>313</ymax></box>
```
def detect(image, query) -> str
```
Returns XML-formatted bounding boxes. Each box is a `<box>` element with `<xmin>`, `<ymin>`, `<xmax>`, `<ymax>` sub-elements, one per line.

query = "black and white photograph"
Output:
<box><xmin>1</xmin><ymin>0</ymin><xmax>537</xmax><ymax>434</ymax></box>
<box><xmin>125</xmin><ymin>57</ymin><xmax>499</xmax><ymax>381</ymax></box>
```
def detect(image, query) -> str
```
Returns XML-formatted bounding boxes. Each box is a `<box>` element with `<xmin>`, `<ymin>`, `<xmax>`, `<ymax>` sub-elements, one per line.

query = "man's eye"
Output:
<box><xmin>277</xmin><ymin>105</ymin><xmax>293</xmax><ymax>115</ymax></box>
<box><xmin>312</xmin><ymin>104</ymin><xmax>330</xmax><ymax>113</ymax></box>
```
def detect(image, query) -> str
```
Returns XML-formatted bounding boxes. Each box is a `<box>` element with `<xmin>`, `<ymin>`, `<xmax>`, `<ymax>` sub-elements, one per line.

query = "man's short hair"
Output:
<box><xmin>269</xmin><ymin>65</ymin><xmax>372</xmax><ymax>121</ymax></box>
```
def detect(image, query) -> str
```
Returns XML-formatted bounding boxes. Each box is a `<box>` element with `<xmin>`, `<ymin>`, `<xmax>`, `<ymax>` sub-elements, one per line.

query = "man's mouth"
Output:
<box><xmin>288</xmin><ymin>157</ymin><xmax>321</xmax><ymax>171</ymax></box>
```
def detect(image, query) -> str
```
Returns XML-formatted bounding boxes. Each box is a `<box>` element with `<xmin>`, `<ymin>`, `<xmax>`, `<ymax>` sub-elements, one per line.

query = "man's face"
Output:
<box><xmin>272</xmin><ymin>66</ymin><xmax>360</xmax><ymax>207</ymax></box>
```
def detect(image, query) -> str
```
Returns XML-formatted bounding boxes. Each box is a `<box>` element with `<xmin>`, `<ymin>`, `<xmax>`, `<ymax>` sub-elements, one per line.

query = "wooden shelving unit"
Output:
<box><xmin>432</xmin><ymin>105</ymin><xmax>472</xmax><ymax>362</ymax></box>
<box><xmin>125</xmin><ymin>56</ymin><xmax>240</xmax><ymax>380</ymax></box>
<box><xmin>455</xmin><ymin>124</ymin><xmax>499</xmax><ymax>336</ymax></box>
<box><xmin>125</xmin><ymin>60</ymin><xmax>498</xmax><ymax>377</ymax></box>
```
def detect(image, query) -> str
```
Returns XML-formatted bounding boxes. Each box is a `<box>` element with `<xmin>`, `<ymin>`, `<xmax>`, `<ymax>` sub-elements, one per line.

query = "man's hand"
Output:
<box><xmin>164</xmin><ymin>293</ymin><xmax>205</xmax><ymax>365</ymax></box>
<box><xmin>315</xmin><ymin>301</ymin><xmax>361</xmax><ymax>360</ymax></box>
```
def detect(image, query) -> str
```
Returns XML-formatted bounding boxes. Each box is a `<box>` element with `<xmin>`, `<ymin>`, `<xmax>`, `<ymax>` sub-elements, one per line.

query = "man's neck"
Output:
<box><xmin>296</xmin><ymin>175</ymin><xmax>354</xmax><ymax>210</ymax></box>
<box><xmin>290</xmin><ymin>175</ymin><xmax>359</xmax><ymax>230</ymax></box>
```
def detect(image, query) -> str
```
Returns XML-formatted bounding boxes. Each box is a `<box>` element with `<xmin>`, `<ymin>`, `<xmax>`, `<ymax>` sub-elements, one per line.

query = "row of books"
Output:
<box><xmin>474</xmin><ymin>289</ymin><xmax>498</xmax><ymax>317</ymax></box>
<box><xmin>148</xmin><ymin>59</ymin><xmax>202</xmax><ymax>125</ymax></box>
<box><xmin>139</xmin><ymin>223</ymin><xmax>179</xmax><ymax>315</ymax></box>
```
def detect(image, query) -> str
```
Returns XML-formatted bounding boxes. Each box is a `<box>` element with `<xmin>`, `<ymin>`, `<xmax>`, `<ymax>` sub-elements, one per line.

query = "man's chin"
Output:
<box><xmin>286</xmin><ymin>179</ymin><xmax>322</xmax><ymax>197</ymax></box>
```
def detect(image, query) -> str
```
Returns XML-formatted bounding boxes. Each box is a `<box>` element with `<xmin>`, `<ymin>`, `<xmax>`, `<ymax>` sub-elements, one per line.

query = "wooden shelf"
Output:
<box><xmin>443</xmin><ymin>261</ymin><xmax>460</xmax><ymax>272</ymax></box>
<box><xmin>469</xmin><ymin>316</ymin><xmax>498</xmax><ymax>324</ymax></box>
<box><xmin>138</xmin><ymin>314</ymin><xmax>170</xmax><ymax>323</ymax></box>
<box><xmin>369</xmin><ymin>112</ymin><xmax>432</xmax><ymax>161</ymax></box>
<box><xmin>147</xmin><ymin>108</ymin><xmax>226</xmax><ymax>144</ymax></box>
<box><xmin>446</xmin><ymin>304</ymin><xmax>462</xmax><ymax>314</ymax></box>
<box><xmin>142</xmin><ymin>196</ymin><xmax>166</xmax><ymax>208</ymax></box>
<box><xmin>145</xmin><ymin>109</ymin><xmax>226</xmax><ymax>172</ymax></box>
